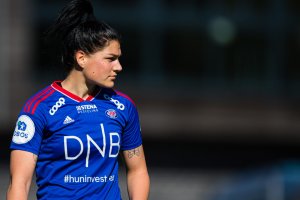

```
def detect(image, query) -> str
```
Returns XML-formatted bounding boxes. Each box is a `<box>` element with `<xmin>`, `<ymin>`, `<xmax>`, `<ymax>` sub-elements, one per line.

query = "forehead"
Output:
<box><xmin>98</xmin><ymin>40</ymin><xmax>121</xmax><ymax>55</ymax></box>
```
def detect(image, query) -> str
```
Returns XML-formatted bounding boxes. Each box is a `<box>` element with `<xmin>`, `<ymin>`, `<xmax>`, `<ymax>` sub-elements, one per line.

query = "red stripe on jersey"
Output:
<box><xmin>31</xmin><ymin>89</ymin><xmax>55</xmax><ymax>114</ymax></box>
<box><xmin>24</xmin><ymin>86</ymin><xmax>52</xmax><ymax>113</ymax></box>
<box><xmin>115</xmin><ymin>90</ymin><xmax>136</xmax><ymax>106</ymax></box>
<box><xmin>52</xmin><ymin>81</ymin><xmax>101</xmax><ymax>102</ymax></box>
<box><xmin>51</xmin><ymin>81</ymin><xmax>83</xmax><ymax>102</ymax></box>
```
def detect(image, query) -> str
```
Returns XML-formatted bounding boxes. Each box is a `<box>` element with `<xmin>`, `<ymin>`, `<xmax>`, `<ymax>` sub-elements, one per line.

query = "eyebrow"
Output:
<box><xmin>107</xmin><ymin>53</ymin><xmax>122</xmax><ymax>57</ymax></box>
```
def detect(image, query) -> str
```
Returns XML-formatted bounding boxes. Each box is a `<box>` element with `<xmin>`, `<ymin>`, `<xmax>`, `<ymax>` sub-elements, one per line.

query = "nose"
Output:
<box><xmin>113</xmin><ymin>60</ymin><xmax>122</xmax><ymax>73</ymax></box>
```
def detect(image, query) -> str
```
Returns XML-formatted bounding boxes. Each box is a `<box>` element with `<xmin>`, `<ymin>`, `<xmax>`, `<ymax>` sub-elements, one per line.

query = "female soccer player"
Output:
<box><xmin>7</xmin><ymin>0</ymin><xmax>150</xmax><ymax>199</ymax></box>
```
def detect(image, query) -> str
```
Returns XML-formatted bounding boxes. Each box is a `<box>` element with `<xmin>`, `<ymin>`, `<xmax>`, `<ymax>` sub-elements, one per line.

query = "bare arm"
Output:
<box><xmin>123</xmin><ymin>145</ymin><xmax>150</xmax><ymax>200</ymax></box>
<box><xmin>7</xmin><ymin>150</ymin><xmax>37</xmax><ymax>200</ymax></box>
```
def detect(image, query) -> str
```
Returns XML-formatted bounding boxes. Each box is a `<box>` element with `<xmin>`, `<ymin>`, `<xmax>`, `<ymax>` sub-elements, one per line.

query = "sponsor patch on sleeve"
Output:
<box><xmin>12</xmin><ymin>115</ymin><xmax>35</xmax><ymax>144</ymax></box>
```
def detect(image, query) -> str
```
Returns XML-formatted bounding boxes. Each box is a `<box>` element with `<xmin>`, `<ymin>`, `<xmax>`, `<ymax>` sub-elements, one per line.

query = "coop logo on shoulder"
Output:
<box><xmin>76</xmin><ymin>104</ymin><xmax>98</xmax><ymax>114</ymax></box>
<box><xmin>49</xmin><ymin>97</ymin><xmax>65</xmax><ymax>116</ymax></box>
<box><xmin>103</xmin><ymin>94</ymin><xmax>125</xmax><ymax>110</ymax></box>
<box><xmin>12</xmin><ymin>115</ymin><xmax>35</xmax><ymax>144</ymax></box>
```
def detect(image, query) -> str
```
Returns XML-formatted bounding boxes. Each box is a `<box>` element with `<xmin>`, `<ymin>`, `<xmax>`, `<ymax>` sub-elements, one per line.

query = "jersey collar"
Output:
<box><xmin>51</xmin><ymin>81</ymin><xmax>101</xmax><ymax>102</ymax></box>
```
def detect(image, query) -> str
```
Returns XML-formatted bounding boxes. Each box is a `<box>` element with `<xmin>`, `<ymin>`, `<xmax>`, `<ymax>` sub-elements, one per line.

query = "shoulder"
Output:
<box><xmin>21</xmin><ymin>83</ymin><xmax>57</xmax><ymax>115</ymax></box>
<box><xmin>101</xmin><ymin>88</ymin><xmax>136</xmax><ymax>106</ymax></box>
<box><xmin>114</xmin><ymin>90</ymin><xmax>136</xmax><ymax>106</ymax></box>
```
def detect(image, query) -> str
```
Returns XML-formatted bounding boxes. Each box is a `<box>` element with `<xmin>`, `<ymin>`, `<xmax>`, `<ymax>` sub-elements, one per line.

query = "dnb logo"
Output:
<box><xmin>12</xmin><ymin>115</ymin><xmax>35</xmax><ymax>144</ymax></box>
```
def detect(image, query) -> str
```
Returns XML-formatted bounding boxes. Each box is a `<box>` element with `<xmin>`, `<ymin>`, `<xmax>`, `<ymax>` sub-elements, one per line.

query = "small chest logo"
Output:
<box><xmin>76</xmin><ymin>104</ymin><xmax>98</xmax><ymax>114</ymax></box>
<box><xmin>105</xmin><ymin>109</ymin><xmax>117</xmax><ymax>119</ymax></box>
<box><xmin>63</xmin><ymin>116</ymin><xmax>75</xmax><ymax>124</ymax></box>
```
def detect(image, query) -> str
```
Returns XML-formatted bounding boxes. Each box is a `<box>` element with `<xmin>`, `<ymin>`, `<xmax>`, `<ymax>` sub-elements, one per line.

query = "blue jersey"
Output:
<box><xmin>10</xmin><ymin>81</ymin><xmax>143</xmax><ymax>200</ymax></box>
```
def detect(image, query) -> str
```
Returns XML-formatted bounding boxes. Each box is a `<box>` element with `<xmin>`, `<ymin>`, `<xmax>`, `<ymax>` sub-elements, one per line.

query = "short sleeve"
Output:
<box><xmin>121</xmin><ymin>104</ymin><xmax>143</xmax><ymax>151</ymax></box>
<box><xmin>10</xmin><ymin>109</ymin><xmax>46</xmax><ymax>156</ymax></box>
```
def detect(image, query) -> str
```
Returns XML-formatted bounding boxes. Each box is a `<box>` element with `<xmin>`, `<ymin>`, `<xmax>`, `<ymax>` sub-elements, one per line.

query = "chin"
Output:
<box><xmin>100</xmin><ymin>82</ymin><xmax>115</xmax><ymax>88</ymax></box>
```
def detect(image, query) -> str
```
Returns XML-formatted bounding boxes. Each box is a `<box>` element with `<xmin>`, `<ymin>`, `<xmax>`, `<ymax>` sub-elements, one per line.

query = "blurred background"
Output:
<box><xmin>1</xmin><ymin>0</ymin><xmax>300</xmax><ymax>199</ymax></box>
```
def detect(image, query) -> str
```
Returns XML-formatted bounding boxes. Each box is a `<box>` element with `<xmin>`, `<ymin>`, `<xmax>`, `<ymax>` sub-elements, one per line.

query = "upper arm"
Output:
<box><xmin>10</xmin><ymin>150</ymin><xmax>37</xmax><ymax>187</ymax></box>
<box><xmin>122</xmin><ymin>145</ymin><xmax>147</xmax><ymax>171</ymax></box>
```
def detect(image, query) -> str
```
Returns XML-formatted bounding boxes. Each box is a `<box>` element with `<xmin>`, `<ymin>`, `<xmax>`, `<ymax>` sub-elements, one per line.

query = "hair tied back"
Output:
<box><xmin>46</xmin><ymin>0</ymin><xmax>96</xmax><ymax>41</ymax></box>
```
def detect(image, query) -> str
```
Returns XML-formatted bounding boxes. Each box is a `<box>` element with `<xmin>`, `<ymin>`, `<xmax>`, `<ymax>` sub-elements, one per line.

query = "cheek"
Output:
<box><xmin>85</xmin><ymin>60</ymin><xmax>110</xmax><ymax>77</ymax></box>
<box><xmin>89</xmin><ymin>63</ymin><xmax>103</xmax><ymax>75</ymax></box>
<box><xmin>85</xmin><ymin>66</ymin><xmax>98</xmax><ymax>78</ymax></box>
<box><xmin>90</xmin><ymin>70</ymin><xmax>99</xmax><ymax>77</ymax></box>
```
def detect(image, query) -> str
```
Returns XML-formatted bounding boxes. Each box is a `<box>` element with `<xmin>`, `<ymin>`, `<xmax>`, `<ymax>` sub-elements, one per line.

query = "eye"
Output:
<box><xmin>107</xmin><ymin>57</ymin><xmax>117</xmax><ymax>62</ymax></box>
<box><xmin>105</xmin><ymin>54</ymin><xmax>121</xmax><ymax>62</ymax></box>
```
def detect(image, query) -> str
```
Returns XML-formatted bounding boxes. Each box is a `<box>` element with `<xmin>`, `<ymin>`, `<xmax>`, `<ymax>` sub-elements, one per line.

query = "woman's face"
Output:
<box><xmin>82</xmin><ymin>40</ymin><xmax>122</xmax><ymax>88</ymax></box>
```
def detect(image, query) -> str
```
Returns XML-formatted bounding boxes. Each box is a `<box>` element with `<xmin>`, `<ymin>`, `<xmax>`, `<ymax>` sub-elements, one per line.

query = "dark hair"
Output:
<box><xmin>46</xmin><ymin>0</ymin><xmax>120</xmax><ymax>72</ymax></box>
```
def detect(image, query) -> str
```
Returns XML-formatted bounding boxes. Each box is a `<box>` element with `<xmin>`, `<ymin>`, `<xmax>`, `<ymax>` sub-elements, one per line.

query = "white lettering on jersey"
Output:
<box><xmin>76</xmin><ymin>104</ymin><xmax>98</xmax><ymax>114</ymax></box>
<box><xmin>63</xmin><ymin>123</ymin><xmax>121</xmax><ymax>167</ymax></box>
<box><xmin>64</xmin><ymin>136</ymin><xmax>84</xmax><ymax>160</ymax></box>
<box><xmin>49</xmin><ymin>97</ymin><xmax>65</xmax><ymax>115</ymax></box>
<box><xmin>86</xmin><ymin>124</ymin><xmax>106</xmax><ymax>167</ymax></box>
<box><xmin>103</xmin><ymin>94</ymin><xmax>125</xmax><ymax>110</ymax></box>
<box><xmin>12</xmin><ymin>115</ymin><xmax>35</xmax><ymax>144</ymax></box>
<box><xmin>109</xmin><ymin>133</ymin><xmax>120</xmax><ymax>157</ymax></box>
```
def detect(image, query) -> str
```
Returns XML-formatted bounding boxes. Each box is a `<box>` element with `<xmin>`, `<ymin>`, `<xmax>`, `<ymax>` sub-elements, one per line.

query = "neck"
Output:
<box><xmin>61</xmin><ymin>69</ymin><xmax>96</xmax><ymax>99</ymax></box>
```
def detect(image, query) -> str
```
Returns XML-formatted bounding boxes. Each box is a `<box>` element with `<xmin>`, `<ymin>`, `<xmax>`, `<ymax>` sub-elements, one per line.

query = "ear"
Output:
<box><xmin>75</xmin><ymin>50</ymin><xmax>87</xmax><ymax>68</ymax></box>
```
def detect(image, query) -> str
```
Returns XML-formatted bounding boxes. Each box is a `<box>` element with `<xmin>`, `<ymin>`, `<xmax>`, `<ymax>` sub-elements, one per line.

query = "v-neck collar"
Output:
<box><xmin>51</xmin><ymin>81</ymin><xmax>101</xmax><ymax>102</ymax></box>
